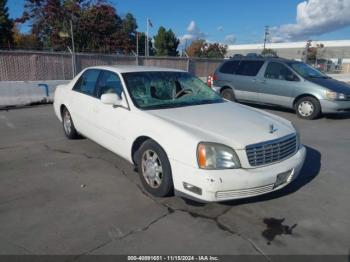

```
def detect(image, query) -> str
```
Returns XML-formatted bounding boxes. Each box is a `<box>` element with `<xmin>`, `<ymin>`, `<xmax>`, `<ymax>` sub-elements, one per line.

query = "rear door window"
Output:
<box><xmin>264</xmin><ymin>62</ymin><xmax>298</xmax><ymax>81</ymax></box>
<box><xmin>219</xmin><ymin>60</ymin><xmax>240</xmax><ymax>74</ymax></box>
<box><xmin>235</xmin><ymin>60</ymin><xmax>264</xmax><ymax>76</ymax></box>
<box><xmin>73</xmin><ymin>69</ymin><xmax>100</xmax><ymax>97</ymax></box>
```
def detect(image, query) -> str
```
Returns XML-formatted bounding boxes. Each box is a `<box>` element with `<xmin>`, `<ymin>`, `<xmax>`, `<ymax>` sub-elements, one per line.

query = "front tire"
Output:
<box><xmin>136</xmin><ymin>140</ymin><xmax>174</xmax><ymax>197</ymax></box>
<box><xmin>61</xmin><ymin>107</ymin><xmax>79</xmax><ymax>139</ymax></box>
<box><xmin>295</xmin><ymin>96</ymin><xmax>321</xmax><ymax>120</ymax></box>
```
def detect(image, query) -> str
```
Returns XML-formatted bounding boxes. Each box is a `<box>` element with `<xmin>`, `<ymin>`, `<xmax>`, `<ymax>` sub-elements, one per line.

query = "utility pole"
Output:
<box><xmin>263</xmin><ymin>25</ymin><xmax>269</xmax><ymax>50</ymax></box>
<box><xmin>146</xmin><ymin>18</ymin><xmax>149</xmax><ymax>57</ymax></box>
<box><xmin>136</xmin><ymin>31</ymin><xmax>139</xmax><ymax>65</ymax></box>
<box><xmin>70</xmin><ymin>20</ymin><xmax>76</xmax><ymax>77</ymax></box>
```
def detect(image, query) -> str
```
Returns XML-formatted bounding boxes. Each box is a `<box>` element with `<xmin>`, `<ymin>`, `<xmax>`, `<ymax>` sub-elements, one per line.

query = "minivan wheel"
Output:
<box><xmin>136</xmin><ymin>140</ymin><xmax>174</xmax><ymax>197</ymax></box>
<box><xmin>221</xmin><ymin>88</ymin><xmax>236</xmax><ymax>101</ymax></box>
<box><xmin>62</xmin><ymin>108</ymin><xmax>79</xmax><ymax>139</ymax></box>
<box><xmin>295</xmin><ymin>96</ymin><xmax>321</xmax><ymax>120</ymax></box>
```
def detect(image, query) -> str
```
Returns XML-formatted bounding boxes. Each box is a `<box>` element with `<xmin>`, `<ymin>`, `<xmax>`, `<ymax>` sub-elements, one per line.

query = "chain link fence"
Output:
<box><xmin>0</xmin><ymin>50</ymin><xmax>223</xmax><ymax>81</ymax></box>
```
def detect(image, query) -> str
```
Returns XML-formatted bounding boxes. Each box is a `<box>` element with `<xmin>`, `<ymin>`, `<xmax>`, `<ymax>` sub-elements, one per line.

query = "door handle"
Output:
<box><xmin>252</xmin><ymin>79</ymin><xmax>266</xmax><ymax>84</ymax></box>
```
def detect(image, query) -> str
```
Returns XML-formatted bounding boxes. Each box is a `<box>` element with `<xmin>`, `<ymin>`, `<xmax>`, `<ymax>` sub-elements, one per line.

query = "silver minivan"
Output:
<box><xmin>213</xmin><ymin>57</ymin><xmax>350</xmax><ymax>119</ymax></box>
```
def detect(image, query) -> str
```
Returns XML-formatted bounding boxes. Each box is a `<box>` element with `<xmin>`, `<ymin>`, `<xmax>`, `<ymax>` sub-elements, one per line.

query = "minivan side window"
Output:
<box><xmin>73</xmin><ymin>69</ymin><xmax>100</xmax><ymax>96</ymax></box>
<box><xmin>264</xmin><ymin>62</ymin><xmax>298</xmax><ymax>81</ymax></box>
<box><xmin>219</xmin><ymin>60</ymin><xmax>240</xmax><ymax>74</ymax></box>
<box><xmin>235</xmin><ymin>60</ymin><xmax>264</xmax><ymax>76</ymax></box>
<box><xmin>96</xmin><ymin>70</ymin><xmax>123</xmax><ymax>98</ymax></box>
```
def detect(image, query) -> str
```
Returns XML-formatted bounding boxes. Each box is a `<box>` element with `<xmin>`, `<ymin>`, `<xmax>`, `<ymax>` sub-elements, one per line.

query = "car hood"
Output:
<box><xmin>147</xmin><ymin>102</ymin><xmax>295</xmax><ymax>150</ymax></box>
<box><xmin>306</xmin><ymin>77</ymin><xmax>350</xmax><ymax>94</ymax></box>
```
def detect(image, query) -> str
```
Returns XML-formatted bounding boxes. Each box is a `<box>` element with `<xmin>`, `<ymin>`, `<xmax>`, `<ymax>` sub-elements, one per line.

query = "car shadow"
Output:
<box><xmin>324</xmin><ymin>112</ymin><xmax>350</xmax><ymax>120</ymax></box>
<box><xmin>183</xmin><ymin>145</ymin><xmax>321</xmax><ymax>207</ymax></box>
<box><xmin>241</xmin><ymin>102</ymin><xmax>350</xmax><ymax>120</ymax></box>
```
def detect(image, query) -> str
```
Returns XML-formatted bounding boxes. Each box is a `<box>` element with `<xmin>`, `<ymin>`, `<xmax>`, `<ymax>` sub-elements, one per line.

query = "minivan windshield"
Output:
<box><xmin>122</xmin><ymin>71</ymin><xmax>224</xmax><ymax>110</ymax></box>
<box><xmin>288</xmin><ymin>62</ymin><xmax>328</xmax><ymax>79</ymax></box>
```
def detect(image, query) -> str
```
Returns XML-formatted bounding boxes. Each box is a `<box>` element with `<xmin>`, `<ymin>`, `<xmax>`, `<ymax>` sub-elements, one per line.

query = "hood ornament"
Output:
<box><xmin>269</xmin><ymin>123</ymin><xmax>278</xmax><ymax>134</ymax></box>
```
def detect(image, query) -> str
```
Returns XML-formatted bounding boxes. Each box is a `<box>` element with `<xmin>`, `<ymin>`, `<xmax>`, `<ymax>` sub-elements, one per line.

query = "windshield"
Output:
<box><xmin>288</xmin><ymin>62</ymin><xmax>328</xmax><ymax>78</ymax></box>
<box><xmin>122</xmin><ymin>71</ymin><xmax>224</xmax><ymax>110</ymax></box>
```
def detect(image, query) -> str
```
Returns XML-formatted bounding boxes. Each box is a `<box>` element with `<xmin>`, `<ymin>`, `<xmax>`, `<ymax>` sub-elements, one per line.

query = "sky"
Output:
<box><xmin>7</xmin><ymin>0</ymin><xmax>350</xmax><ymax>46</ymax></box>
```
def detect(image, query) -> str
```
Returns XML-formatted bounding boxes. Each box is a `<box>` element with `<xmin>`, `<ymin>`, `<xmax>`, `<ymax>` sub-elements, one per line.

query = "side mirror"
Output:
<box><xmin>101</xmin><ymin>93</ymin><xmax>123</xmax><ymax>106</ymax></box>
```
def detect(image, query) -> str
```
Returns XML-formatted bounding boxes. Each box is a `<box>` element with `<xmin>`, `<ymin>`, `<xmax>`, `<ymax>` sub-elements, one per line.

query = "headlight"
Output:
<box><xmin>197</xmin><ymin>142</ymin><xmax>241</xmax><ymax>169</ymax></box>
<box><xmin>326</xmin><ymin>91</ymin><xmax>346</xmax><ymax>100</ymax></box>
<box><xmin>291</xmin><ymin>122</ymin><xmax>301</xmax><ymax>150</ymax></box>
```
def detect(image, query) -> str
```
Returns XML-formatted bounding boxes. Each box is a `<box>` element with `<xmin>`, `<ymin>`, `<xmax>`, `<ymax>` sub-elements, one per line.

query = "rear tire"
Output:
<box><xmin>221</xmin><ymin>88</ymin><xmax>236</xmax><ymax>101</ymax></box>
<box><xmin>295</xmin><ymin>96</ymin><xmax>321</xmax><ymax>120</ymax></box>
<box><xmin>61</xmin><ymin>107</ymin><xmax>79</xmax><ymax>139</ymax></box>
<box><xmin>136</xmin><ymin>140</ymin><xmax>174</xmax><ymax>197</ymax></box>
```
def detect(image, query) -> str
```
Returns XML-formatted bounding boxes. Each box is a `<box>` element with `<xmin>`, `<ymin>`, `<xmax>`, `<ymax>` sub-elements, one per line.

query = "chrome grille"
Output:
<box><xmin>246</xmin><ymin>134</ymin><xmax>297</xmax><ymax>167</ymax></box>
<box><xmin>216</xmin><ymin>184</ymin><xmax>274</xmax><ymax>200</ymax></box>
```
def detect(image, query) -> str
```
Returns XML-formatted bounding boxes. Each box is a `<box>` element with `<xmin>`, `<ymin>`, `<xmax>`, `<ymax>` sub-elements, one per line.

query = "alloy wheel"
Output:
<box><xmin>63</xmin><ymin>111</ymin><xmax>72</xmax><ymax>135</ymax></box>
<box><xmin>141</xmin><ymin>150</ymin><xmax>163</xmax><ymax>188</ymax></box>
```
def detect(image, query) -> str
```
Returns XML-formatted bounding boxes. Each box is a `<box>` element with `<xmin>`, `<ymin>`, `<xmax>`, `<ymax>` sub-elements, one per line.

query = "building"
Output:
<box><xmin>226</xmin><ymin>40</ymin><xmax>350</xmax><ymax>73</ymax></box>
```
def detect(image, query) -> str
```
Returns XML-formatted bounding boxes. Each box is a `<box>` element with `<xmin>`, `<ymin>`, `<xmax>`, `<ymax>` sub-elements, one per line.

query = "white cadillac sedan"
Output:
<box><xmin>54</xmin><ymin>66</ymin><xmax>306</xmax><ymax>202</ymax></box>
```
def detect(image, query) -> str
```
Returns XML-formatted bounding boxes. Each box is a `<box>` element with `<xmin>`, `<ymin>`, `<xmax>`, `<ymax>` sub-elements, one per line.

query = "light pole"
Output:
<box><xmin>58</xmin><ymin>20</ymin><xmax>76</xmax><ymax>78</ymax></box>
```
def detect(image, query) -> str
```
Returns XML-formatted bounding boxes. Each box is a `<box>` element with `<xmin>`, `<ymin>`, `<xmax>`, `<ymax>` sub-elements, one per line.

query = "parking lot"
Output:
<box><xmin>0</xmin><ymin>104</ymin><xmax>349</xmax><ymax>257</ymax></box>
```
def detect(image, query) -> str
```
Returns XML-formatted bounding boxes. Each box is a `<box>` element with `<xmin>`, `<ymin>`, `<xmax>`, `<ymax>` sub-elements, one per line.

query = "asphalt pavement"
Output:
<box><xmin>0</xmin><ymin>104</ymin><xmax>349</xmax><ymax>258</ymax></box>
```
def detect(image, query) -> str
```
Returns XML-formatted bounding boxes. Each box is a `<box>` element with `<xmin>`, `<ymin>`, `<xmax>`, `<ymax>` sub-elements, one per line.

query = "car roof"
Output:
<box><xmin>225</xmin><ymin>56</ymin><xmax>295</xmax><ymax>63</ymax></box>
<box><xmin>85</xmin><ymin>65</ymin><xmax>186</xmax><ymax>73</ymax></box>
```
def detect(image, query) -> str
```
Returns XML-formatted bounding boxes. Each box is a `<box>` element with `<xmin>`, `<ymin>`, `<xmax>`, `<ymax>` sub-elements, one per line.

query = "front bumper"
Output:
<box><xmin>320</xmin><ymin>99</ymin><xmax>350</xmax><ymax>113</ymax></box>
<box><xmin>171</xmin><ymin>145</ymin><xmax>306</xmax><ymax>202</ymax></box>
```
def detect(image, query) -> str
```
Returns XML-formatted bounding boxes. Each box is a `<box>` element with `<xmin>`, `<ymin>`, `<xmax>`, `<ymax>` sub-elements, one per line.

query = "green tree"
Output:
<box><xmin>114</xmin><ymin>13</ymin><xmax>138</xmax><ymax>54</ymax></box>
<box><xmin>137</xmin><ymin>32</ymin><xmax>154</xmax><ymax>56</ymax></box>
<box><xmin>186</xmin><ymin>39</ymin><xmax>227</xmax><ymax>58</ymax></box>
<box><xmin>153</xmin><ymin>26</ymin><xmax>179</xmax><ymax>56</ymax></box>
<box><xmin>19</xmin><ymin>0</ymin><xmax>68</xmax><ymax>50</ymax></box>
<box><xmin>12</xmin><ymin>24</ymin><xmax>41</xmax><ymax>50</ymax></box>
<box><xmin>205</xmin><ymin>42</ymin><xmax>227</xmax><ymax>58</ymax></box>
<box><xmin>18</xmin><ymin>0</ymin><xmax>139</xmax><ymax>53</ymax></box>
<box><xmin>307</xmin><ymin>43</ymin><xmax>324</xmax><ymax>64</ymax></box>
<box><xmin>261</xmin><ymin>48</ymin><xmax>277</xmax><ymax>57</ymax></box>
<box><xmin>186</xmin><ymin>39</ymin><xmax>205</xmax><ymax>57</ymax></box>
<box><xmin>0</xmin><ymin>0</ymin><xmax>14</xmax><ymax>48</ymax></box>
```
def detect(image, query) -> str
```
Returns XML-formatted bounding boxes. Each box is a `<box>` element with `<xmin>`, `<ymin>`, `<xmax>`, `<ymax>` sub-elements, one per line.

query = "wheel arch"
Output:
<box><xmin>293</xmin><ymin>94</ymin><xmax>320</xmax><ymax>108</ymax></box>
<box><xmin>131</xmin><ymin>135</ymin><xmax>174</xmax><ymax>166</ymax></box>
<box><xmin>220</xmin><ymin>85</ymin><xmax>235</xmax><ymax>93</ymax></box>
<box><xmin>60</xmin><ymin>104</ymin><xmax>67</xmax><ymax>116</ymax></box>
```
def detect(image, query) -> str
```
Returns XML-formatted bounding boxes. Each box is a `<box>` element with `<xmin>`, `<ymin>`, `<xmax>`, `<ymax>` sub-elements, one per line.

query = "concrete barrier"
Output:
<box><xmin>0</xmin><ymin>80</ymin><xmax>69</xmax><ymax>107</ymax></box>
<box><xmin>328</xmin><ymin>74</ymin><xmax>350</xmax><ymax>83</ymax></box>
<box><xmin>0</xmin><ymin>74</ymin><xmax>349</xmax><ymax>108</ymax></box>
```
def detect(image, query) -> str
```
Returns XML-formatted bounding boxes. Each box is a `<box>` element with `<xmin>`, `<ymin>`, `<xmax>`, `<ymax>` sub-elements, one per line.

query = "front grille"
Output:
<box><xmin>216</xmin><ymin>184</ymin><xmax>274</xmax><ymax>200</ymax></box>
<box><xmin>246</xmin><ymin>134</ymin><xmax>297</xmax><ymax>167</ymax></box>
